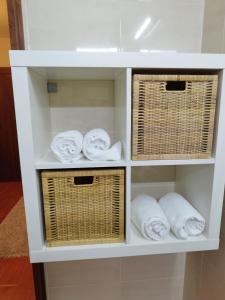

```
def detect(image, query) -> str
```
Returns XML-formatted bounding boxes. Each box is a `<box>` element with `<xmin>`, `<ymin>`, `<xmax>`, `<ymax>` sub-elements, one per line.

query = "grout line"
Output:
<box><xmin>120</xmin><ymin>275</ymin><xmax>185</xmax><ymax>284</ymax></box>
<box><xmin>197</xmin><ymin>252</ymin><xmax>204</xmax><ymax>298</ymax></box>
<box><xmin>45</xmin><ymin>275</ymin><xmax>184</xmax><ymax>289</ymax></box>
<box><xmin>222</xmin><ymin>14</ymin><xmax>225</xmax><ymax>52</ymax></box>
<box><xmin>119</xmin><ymin>257</ymin><xmax>122</xmax><ymax>283</ymax></box>
<box><xmin>47</xmin><ymin>281</ymin><xmax>121</xmax><ymax>289</ymax></box>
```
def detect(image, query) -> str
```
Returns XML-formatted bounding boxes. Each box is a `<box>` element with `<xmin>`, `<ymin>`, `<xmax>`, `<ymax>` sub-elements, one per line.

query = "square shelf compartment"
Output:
<box><xmin>131</xmin><ymin>71</ymin><xmax>220</xmax><ymax>161</ymax></box>
<box><xmin>130</xmin><ymin>164</ymin><xmax>215</xmax><ymax>245</ymax></box>
<box><xmin>27</xmin><ymin>67</ymin><xmax>128</xmax><ymax>168</ymax></box>
<box><xmin>41</xmin><ymin>168</ymin><xmax>125</xmax><ymax>247</ymax></box>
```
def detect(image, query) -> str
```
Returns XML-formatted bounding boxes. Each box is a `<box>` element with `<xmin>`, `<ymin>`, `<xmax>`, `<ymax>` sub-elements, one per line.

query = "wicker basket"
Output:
<box><xmin>41</xmin><ymin>168</ymin><xmax>125</xmax><ymax>247</ymax></box>
<box><xmin>132</xmin><ymin>74</ymin><xmax>218</xmax><ymax>160</ymax></box>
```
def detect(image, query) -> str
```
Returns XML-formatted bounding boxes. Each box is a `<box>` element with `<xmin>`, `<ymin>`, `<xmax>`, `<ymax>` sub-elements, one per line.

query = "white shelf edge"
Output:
<box><xmin>35</xmin><ymin>156</ymin><xmax>215</xmax><ymax>170</ymax></box>
<box><xmin>35</xmin><ymin>152</ymin><xmax>127</xmax><ymax>169</ymax></box>
<box><xmin>9</xmin><ymin>51</ymin><xmax>225</xmax><ymax>69</ymax></box>
<box><xmin>35</xmin><ymin>160</ymin><xmax>127</xmax><ymax>169</ymax></box>
<box><xmin>29</xmin><ymin>237</ymin><xmax>219</xmax><ymax>263</ymax></box>
<box><xmin>130</xmin><ymin>158</ymin><xmax>215</xmax><ymax>167</ymax></box>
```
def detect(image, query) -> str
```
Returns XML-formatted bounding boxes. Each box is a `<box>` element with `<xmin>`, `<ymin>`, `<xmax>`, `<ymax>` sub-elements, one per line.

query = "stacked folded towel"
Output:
<box><xmin>131</xmin><ymin>194</ymin><xmax>170</xmax><ymax>241</ymax></box>
<box><xmin>83</xmin><ymin>128</ymin><xmax>121</xmax><ymax>161</ymax></box>
<box><xmin>159</xmin><ymin>192</ymin><xmax>205</xmax><ymax>240</ymax></box>
<box><xmin>51</xmin><ymin>130</ymin><xmax>83</xmax><ymax>163</ymax></box>
<box><xmin>51</xmin><ymin>128</ymin><xmax>122</xmax><ymax>162</ymax></box>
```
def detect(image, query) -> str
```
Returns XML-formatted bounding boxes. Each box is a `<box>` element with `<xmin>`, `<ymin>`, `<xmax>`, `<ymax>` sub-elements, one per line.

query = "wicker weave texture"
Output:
<box><xmin>132</xmin><ymin>74</ymin><xmax>218</xmax><ymax>160</ymax></box>
<box><xmin>41</xmin><ymin>169</ymin><xmax>125</xmax><ymax>247</ymax></box>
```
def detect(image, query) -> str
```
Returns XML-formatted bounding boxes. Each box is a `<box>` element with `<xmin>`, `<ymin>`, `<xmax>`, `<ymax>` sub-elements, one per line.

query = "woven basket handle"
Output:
<box><xmin>72</xmin><ymin>176</ymin><xmax>95</xmax><ymax>186</ymax></box>
<box><xmin>165</xmin><ymin>80</ymin><xmax>186</xmax><ymax>91</ymax></box>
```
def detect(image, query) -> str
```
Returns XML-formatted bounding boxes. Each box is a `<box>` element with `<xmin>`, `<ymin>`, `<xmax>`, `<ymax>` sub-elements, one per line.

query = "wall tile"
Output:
<box><xmin>121</xmin><ymin>277</ymin><xmax>184</xmax><ymax>300</ymax></box>
<box><xmin>48</xmin><ymin>283</ymin><xmax>121</xmax><ymax>300</ymax></box>
<box><xmin>22</xmin><ymin>0</ymin><xmax>204</xmax><ymax>52</ymax></box>
<box><xmin>121</xmin><ymin>254</ymin><xmax>185</xmax><ymax>281</ymax></box>
<box><xmin>201</xmin><ymin>208</ymin><xmax>225</xmax><ymax>275</ymax></box>
<box><xmin>200</xmin><ymin>239</ymin><xmax>225</xmax><ymax>285</ymax></box>
<box><xmin>202</xmin><ymin>0</ymin><xmax>225</xmax><ymax>53</ymax></box>
<box><xmin>182</xmin><ymin>252</ymin><xmax>203</xmax><ymax>300</ymax></box>
<box><xmin>46</xmin><ymin>258</ymin><xmax>121</xmax><ymax>287</ymax></box>
<box><xmin>198</xmin><ymin>261</ymin><xmax>225</xmax><ymax>300</ymax></box>
<box><xmin>48</xmin><ymin>278</ymin><xmax>184</xmax><ymax>300</ymax></box>
<box><xmin>46</xmin><ymin>255</ymin><xmax>185</xmax><ymax>300</ymax></box>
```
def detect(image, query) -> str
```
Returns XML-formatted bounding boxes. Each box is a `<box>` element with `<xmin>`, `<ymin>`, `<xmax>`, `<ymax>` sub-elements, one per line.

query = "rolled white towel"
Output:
<box><xmin>159</xmin><ymin>192</ymin><xmax>205</xmax><ymax>240</ymax></box>
<box><xmin>51</xmin><ymin>130</ymin><xmax>83</xmax><ymax>163</ymax></box>
<box><xmin>131</xmin><ymin>194</ymin><xmax>170</xmax><ymax>241</ymax></box>
<box><xmin>83</xmin><ymin>128</ymin><xmax>121</xmax><ymax>161</ymax></box>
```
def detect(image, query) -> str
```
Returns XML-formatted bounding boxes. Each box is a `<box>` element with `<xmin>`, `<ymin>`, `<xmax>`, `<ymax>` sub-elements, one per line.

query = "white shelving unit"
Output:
<box><xmin>10</xmin><ymin>51</ymin><xmax>225</xmax><ymax>263</ymax></box>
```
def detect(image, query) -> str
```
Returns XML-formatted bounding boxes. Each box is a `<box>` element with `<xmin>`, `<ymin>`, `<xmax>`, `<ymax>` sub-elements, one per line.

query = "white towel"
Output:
<box><xmin>51</xmin><ymin>130</ymin><xmax>83</xmax><ymax>163</ymax></box>
<box><xmin>131</xmin><ymin>194</ymin><xmax>170</xmax><ymax>241</ymax></box>
<box><xmin>83</xmin><ymin>128</ymin><xmax>122</xmax><ymax>161</ymax></box>
<box><xmin>159</xmin><ymin>192</ymin><xmax>205</xmax><ymax>239</ymax></box>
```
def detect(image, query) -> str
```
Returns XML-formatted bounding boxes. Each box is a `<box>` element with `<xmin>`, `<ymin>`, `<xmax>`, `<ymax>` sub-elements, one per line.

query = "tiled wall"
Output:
<box><xmin>202</xmin><ymin>0</ymin><xmax>225</xmax><ymax>53</ymax></box>
<box><xmin>183</xmin><ymin>252</ymin><xmax>203</xmax><ymax>300</ymax></box>
<box><xmin>198</xmin><ymin>209</ymin><xmax>225</xmax><ymax>300</ymax></box>
<box><xmin>183</xmin><ymin>207</ymin><xmax>225</xmax><ymax>300</ymax></box>
<box><xmin>21</xmin><ymin>0</ymin><xmax>204</xmax><ymax>52</ymax></box>
<box><xmin>183</xmin><ymin>1</ymin><xmax>225</xmax><ymax>298</ymax></box>
<box><xmin>21</xmin><ymin>1</ymin><xmax>208</xmax><ymax>300</ymax></box>
<box><xmin>45</xmin><ymin>254</ymin><xmax>185</xmax><ymax>300</ymax></box>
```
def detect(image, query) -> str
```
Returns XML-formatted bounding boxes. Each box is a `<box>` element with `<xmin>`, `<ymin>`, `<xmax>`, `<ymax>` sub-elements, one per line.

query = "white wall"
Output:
<box><xmin>21</xmin><ymin>1</ymin><xmax>206</xmax><ymax>300</ymax></box>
